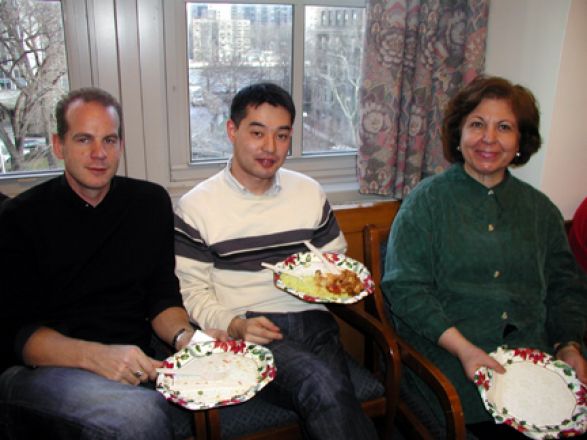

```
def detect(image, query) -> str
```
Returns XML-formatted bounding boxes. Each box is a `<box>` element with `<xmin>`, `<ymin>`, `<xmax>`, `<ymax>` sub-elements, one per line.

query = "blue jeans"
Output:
<box><xmin>0</xmin><ymin>366</ymin><xmax>193</xmax><ymax>440</ymax></box>
<box><xmin>247</xmin><ymin>310</ymin><xmax>378</xmax><ymax>440</ymax></box>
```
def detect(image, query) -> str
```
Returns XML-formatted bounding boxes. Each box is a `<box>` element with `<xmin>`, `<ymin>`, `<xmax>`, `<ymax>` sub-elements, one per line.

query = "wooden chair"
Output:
<box><xmin>193</xmin><ymin>303</ymin><xmax>402</xmax><ymax>440</ymax></box>
<box><xmin>362</xmin><ymin>223</ymin><xmax>467</xmax><ymax>440</ymax></box>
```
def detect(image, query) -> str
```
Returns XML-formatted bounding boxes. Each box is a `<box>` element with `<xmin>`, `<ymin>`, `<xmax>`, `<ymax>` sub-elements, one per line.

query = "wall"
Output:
<box><xmin>541</xmin><ymin>0</ymin><xmax>587</xmax><ymax>218</ymax></box>
<box><xmin>485</xmin><ymin>0</ymin><xmax>586</xmax><ymax>219</ymax></box>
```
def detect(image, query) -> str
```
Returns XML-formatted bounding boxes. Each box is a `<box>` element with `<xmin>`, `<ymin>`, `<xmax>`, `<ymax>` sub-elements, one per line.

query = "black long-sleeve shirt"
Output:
<box><xmin>0</xmin><ymin>175</ymin><xmax>183</xmax><ymax>372</ymax></box>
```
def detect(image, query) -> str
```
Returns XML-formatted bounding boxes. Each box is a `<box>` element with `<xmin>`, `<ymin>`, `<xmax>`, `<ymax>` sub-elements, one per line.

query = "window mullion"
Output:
<box><xmin>290</xmin><ymin>2</ymin><xmax>305</xmax><ymax>158</ymax></box>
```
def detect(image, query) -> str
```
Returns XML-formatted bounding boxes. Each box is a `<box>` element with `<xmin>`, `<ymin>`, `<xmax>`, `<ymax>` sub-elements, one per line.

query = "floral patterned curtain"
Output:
<box><xmin>358</xmin><ymin>0</ymin><xmax>489</xmax><ymax>198</ymax></box>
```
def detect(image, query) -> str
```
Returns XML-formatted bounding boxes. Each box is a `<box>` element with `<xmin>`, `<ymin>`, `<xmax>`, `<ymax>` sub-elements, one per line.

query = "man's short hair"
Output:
<box><xmin>230</xmin><ymin>82</ymin><xmax>295</xmax><ymax>127</ymax></box>
<box><xmin>55</xmin><ymin>87</ymin><xmax>124</xmax><ymax>140</ymax></box>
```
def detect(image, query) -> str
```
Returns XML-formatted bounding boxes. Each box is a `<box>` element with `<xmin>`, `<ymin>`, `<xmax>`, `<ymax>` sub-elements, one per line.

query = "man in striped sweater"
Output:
<box><xmin>174</xmin><ymin>83</ymin><xmax>377</xmax><ymax>440</ymax></box>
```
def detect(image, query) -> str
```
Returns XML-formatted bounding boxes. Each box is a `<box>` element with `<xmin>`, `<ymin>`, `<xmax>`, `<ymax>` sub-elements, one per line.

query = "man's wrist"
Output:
<box><xmin>228</xmin><ymin>316</ymin><xmax>245</xmax><ymax>339</ymax></box>
<box><xmin>172</xmin><ymin>328</ymin><xmax>193</xmax><ymax>350</ymax></box>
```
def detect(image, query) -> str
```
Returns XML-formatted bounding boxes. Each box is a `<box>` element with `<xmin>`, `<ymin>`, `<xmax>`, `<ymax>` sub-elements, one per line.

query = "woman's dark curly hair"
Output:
<box><xmin>441</xmin><ymin>76</ymin><xmax>541</xmax><ymax>166</ymax></box>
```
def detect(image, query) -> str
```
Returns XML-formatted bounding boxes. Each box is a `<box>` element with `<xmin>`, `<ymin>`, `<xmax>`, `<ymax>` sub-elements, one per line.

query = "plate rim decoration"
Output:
<box><xmin>474</xmin><ymin>346</ymin><xmax>587</xmax><ymax>439</ymax></box>
<box><xmin>273</xmin><ymin>251</ymin><xmax>375</xmax><ymax>304</ymax></box>
<box><xmin>156</xmin><ymin>339</ymin><xmax>276</xmax><ymax>410</ymax></box>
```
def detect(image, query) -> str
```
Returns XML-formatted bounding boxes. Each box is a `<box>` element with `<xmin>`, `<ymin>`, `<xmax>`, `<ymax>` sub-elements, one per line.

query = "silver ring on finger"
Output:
<box><xmin>133</xmin><ymin>370</ymin><xmax>144</xmax><ymax>379</ymax></box>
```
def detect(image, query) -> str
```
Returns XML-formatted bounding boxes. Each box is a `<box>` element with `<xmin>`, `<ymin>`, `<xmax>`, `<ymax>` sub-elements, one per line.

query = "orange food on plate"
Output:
<box><xmin>313</xmin><ymin>269</ymin><xmax>364</xmax><ymax>295</ymax></box>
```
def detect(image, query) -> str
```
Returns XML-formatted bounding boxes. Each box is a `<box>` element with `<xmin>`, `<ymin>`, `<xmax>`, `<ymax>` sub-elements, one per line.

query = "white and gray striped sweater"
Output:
<box><xmin>174</xmin><ymin>166</ymin><xmax>347</xmax><ymax>331</ymax></box>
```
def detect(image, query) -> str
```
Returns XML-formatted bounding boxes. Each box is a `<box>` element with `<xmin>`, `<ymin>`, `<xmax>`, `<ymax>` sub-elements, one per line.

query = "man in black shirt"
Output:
<box><xmin>0</xmin><ymin>88</ymin><xmax>217</xmax><ymax>439</ymax></box>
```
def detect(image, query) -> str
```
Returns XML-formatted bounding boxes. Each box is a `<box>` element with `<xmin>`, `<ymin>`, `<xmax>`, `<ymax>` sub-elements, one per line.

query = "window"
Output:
<box><xmin>184</xmin><ymin>2</ymin><xmax>364</xmax><ymax>162</ymax></box>
<box><xmin>303</xmin><ymin>6</ymin><xmax>364</xmax><ymax>154</ymax></box>
<box><xmin>0</xmin><ymin>0</ymin><xmax>69</xmax><ymax>175</ymax></box>
<box><xmin>186</xmin><ymin>3</ymin><xmax>293</xmax><ymax>161</ymax></box>
<box><xmin>165</xmin><ymin>0</ymin><xmax>366</xmax><ymax>194</ymax></box>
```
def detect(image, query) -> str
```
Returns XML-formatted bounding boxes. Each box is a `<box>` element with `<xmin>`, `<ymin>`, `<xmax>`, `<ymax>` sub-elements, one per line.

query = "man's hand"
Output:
<box><xmin>438</xmin><ymin>326</ymin><xmax>505</xmax><ymax>381</ymax></box>
<box><xmin>204</xmin><ymin>328</ymin><xmax>229</xmax><ymax>341</ymax></box>
<box><xmin>84</xmin><ymin>344</ymin><xmax>163</xmax><ymax>385</ymax></box>
<box><xmin>228</xmin><ymin>316</ymin><xmax>283</xmax><ymax>344</ymax></box>
<box><xmin>557</xmin><ymin>345</ymin><xmax>587</xmax><ymax>384</ymax></box>
<box><xmin>22</xmin><ymin>327</ymin><xmax>163</xmax><ymax>385</ymax></box>
<box><xmin>22</xmin><ymin>327</ymin><xmax>162</xmax><ymax>386</ymax></box>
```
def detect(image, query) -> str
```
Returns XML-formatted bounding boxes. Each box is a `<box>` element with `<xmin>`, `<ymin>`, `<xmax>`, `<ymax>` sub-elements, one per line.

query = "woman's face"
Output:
<box><xmin>459</xmin><ymin>98</ymin><xmax>520</xmax><ymax>188</ymax></box>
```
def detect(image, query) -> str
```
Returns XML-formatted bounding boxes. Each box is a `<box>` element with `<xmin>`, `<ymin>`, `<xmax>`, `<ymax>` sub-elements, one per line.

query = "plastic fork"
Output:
<box><xmin>303</xmin><ymin>240</ymin><xmax>341</xmax><ymax>274</ymax></box>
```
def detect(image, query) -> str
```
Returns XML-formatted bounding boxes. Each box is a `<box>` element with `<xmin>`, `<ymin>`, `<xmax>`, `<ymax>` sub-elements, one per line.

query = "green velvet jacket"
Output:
<box><xmin>382</xmin><ymin>164</ymin><xmax>587</xmax><ymax>424</ymax></box>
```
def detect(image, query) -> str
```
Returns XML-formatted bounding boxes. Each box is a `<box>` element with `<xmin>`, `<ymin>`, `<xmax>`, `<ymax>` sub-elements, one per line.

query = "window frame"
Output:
<box><xmin>163</xmin><ymin>0</ymin><xmax>366</xmax><ymax>197</ymax></box>
<box><xmin>0</xmin><ymin>0</ymin><xmax>378</xmax><ymax>205</ymax></box>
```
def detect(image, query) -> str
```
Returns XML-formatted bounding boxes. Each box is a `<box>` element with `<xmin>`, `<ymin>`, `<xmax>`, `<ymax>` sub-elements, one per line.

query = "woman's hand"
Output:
<box><xmin>456</xmin><ymin>343</ymin><xmax>505</xmax><ymax>380</ymax></box>
<box><xmin>557</xmin><ymin>344</ymin><xmax>587</xmax><ymax>384</ymax></box>
<box><xmin>438</xmin><ymin>327</ymin><xmax>506</xmax><ymax>381</ymax></box>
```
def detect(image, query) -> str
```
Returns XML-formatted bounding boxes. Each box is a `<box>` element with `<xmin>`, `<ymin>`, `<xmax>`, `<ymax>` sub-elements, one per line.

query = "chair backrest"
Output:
<box><xmin>362</xmin><ymin>223</ymin><xmax>467</xmax><ymax>440</ymax></box>
<box><xmin>333</xmin><ymin>201</ymin><xmax>401</xmax><ymax>362</ymax></box>
<box><xmin>362</xmin><ymin>223</ymin><xmax>392</xmax><ymax>323</ymax></box>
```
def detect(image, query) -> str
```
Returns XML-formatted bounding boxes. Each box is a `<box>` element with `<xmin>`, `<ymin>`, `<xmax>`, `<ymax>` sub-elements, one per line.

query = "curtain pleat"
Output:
<box><xmin>357</xmin><ymin>0</ymin><xmax>489</xmax><ymax>198</ymax></box>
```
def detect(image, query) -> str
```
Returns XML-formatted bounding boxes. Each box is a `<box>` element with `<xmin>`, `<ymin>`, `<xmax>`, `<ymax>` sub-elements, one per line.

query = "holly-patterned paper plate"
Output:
<box><xmin>272</xmin><ymin>251</ymin><xmax>374</xmax><ymax>304</ymax></box>
<box><xmin>156</xmin><ymin>340</ymin><xmax>276</xmax><ymax>410</ymax></box>
<box><xmin>474</xmin><ymin>346</ymin><xmax>587</xmax><ymax>439</ymax></box>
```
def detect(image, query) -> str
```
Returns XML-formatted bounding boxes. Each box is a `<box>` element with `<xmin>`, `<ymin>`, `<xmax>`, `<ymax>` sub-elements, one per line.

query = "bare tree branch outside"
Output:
<box><xmin>304</xmin><ymin>6</ymin><xmax>365</xmax><ymax>153</ymax></box>
<box><xmin>0</xmin><ymin>0</ymin><xmax>69</xmax><ymax>174</ymax></box>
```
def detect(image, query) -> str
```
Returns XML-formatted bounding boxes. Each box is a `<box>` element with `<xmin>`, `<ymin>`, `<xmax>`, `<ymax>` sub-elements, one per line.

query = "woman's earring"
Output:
<box><xmin>515</xmin><ymin>151</ymin><xmax>521</xmax><ymax>157</ymax></box>
<box><xmin>457</xmin><ymin>145</ymin><xmax>461</xmax><ymax>151</ymax></box>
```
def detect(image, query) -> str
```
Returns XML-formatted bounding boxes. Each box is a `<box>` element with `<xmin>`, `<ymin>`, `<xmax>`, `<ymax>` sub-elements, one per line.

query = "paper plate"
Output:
<box><xmin>474</xmin><ymin>346</ymin><xmax>587</xmax><ymax>439</ymax></box>
<box><xmin>156</xmin><ymin>340</ymin><xmax>276</xmax><ymax>410</ymax></box>
<box><xmin>273</xmin><ymin>251</ymin><xmax>374</xmax><ymax>304</ymax></box>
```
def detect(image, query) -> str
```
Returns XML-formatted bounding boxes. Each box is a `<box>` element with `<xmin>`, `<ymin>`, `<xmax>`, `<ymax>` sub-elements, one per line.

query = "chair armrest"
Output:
<box><xmin>328</xmin><ymin>303</ymin><xmax>401</xmax><ymax>371</ymax></box>
<box><xmin>396</xmin><ymin>335</ymin><xmax>466</xmax><ymax>440</ymax></box>
<box><xmin>328</xmin><ymin>303</ymin><xmax>402</xmax><ymax>436</ymax></box>
<box><xmin>361</xmin><ymin>223</ymin><xmax>467</xmax><ymax>439</ymax></box>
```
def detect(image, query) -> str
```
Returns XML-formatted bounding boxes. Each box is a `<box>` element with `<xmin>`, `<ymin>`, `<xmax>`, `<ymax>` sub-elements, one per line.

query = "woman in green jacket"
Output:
<box><xmin>382</xmin><ymin>76</ymin><xmax>587</xmax><ymax>439</ymax></box>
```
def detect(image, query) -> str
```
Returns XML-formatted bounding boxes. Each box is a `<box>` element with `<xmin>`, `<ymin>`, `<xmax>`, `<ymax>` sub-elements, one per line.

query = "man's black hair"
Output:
<box><xmin>230</xmin><ymin>82</ymin><xmax>295</xmax><ymax>127</ymax></box>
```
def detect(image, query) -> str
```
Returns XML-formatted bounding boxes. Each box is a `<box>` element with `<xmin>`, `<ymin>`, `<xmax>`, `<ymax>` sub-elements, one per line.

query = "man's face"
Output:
<box><xmin>227</xmin><ymin>103</ymin><xmax>292</xmax><ymax>195</ymax></box>
<box><xmin>53</xmin><ymin>100</ymin><xmax>123</xmax><ymax>206</ymax></box>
